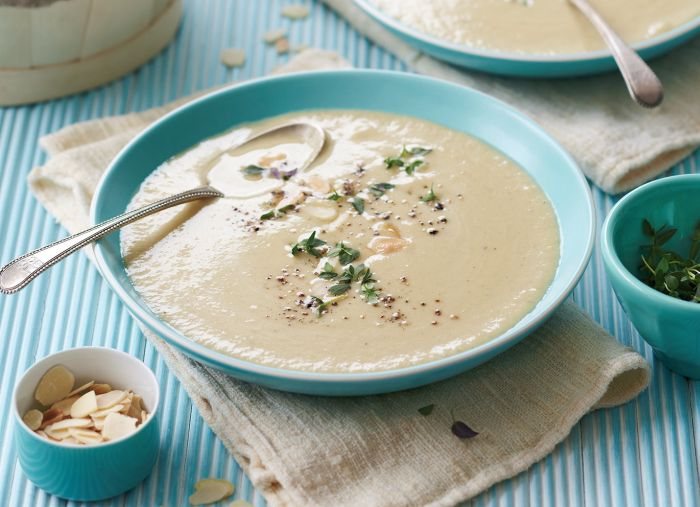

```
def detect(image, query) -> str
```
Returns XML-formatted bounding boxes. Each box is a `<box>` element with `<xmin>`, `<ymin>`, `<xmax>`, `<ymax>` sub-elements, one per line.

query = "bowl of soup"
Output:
<box><xmin>354</xmin><ymin>0</ymin><xmax>700</xmax><ymax>76</ymax></box>
<box><xmin>92</xmin><ymin>70</ymin><xmax>594</xmax><ymax>395</ymax></box>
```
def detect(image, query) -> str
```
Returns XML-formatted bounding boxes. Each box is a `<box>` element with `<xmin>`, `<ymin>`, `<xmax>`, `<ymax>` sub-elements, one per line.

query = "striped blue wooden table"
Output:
<box><xmin>1</xmin><ymin>1</ymin><xmax>698</xmax><ymax>505</ymax></box>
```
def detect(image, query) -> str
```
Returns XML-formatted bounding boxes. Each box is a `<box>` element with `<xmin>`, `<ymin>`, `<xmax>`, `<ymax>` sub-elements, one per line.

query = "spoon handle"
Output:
<box><xmin>0</xmin><ymin>186</ymin><xmax>223</xmax><ymax>295</ymax></box>
<box><xmin>570</xmin><ymin>0</ymin><xmax>664</xmax><ymax>108</ymax></box>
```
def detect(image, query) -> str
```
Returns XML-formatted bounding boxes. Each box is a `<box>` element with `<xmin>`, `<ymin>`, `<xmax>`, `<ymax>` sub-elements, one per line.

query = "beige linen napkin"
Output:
<box><xmin>28</xmin><ymin>50</ymin><xmax>650</xmax><ymax>507</ymax></box>
<box><xmin>322</xmin><ymin>0</ymin><xmax>700</xmax><ymax>194</ymax></box>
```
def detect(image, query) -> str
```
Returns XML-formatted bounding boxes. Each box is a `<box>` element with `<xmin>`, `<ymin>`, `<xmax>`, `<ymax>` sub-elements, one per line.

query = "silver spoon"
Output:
<box><xmin>569</xmin><ymin>0</ymin><xmax>664</xmax><ymax>108</ymax></box>
<box><xmin>0</xmin><ymin>122</ymin><xmax>326</xmax><ymax>295</ymax></box>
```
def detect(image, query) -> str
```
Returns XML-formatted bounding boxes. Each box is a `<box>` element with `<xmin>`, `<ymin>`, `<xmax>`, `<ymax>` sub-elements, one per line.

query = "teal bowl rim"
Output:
<box><xmin>353</xmin><ymin>0</ymin><xmax>700</xmax><ymax>64</ymax></box>
<box><xmin>90</xmin><ymin>69</ymin><xmax>595</xmax><ymax>387</ymax></box>
<box><xmin>12</xmin><ymin>346</ymin><xmax>161</xmax><ymax>449</ymax></box>
<box><xmin>601</xmin><ymin>173</ymin><xmax>700</xmax><ymax>312</ymax></box>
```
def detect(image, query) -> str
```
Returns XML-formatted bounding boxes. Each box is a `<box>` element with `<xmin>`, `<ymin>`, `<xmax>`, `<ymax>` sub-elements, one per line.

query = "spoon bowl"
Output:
<box><xmin>0</xmin><ymin>122</ymin><xmax>326</xmax><ymax>295</ymax></box>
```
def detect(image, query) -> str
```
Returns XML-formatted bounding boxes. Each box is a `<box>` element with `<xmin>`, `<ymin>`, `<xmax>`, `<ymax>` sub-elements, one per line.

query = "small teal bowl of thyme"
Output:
<box><xmin>602</xmin><ymin>174</ymin><xmax>700</xmax><ymax>379</ymax></box>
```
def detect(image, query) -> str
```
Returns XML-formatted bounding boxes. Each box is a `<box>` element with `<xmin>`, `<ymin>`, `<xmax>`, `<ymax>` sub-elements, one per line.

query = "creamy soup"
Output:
<box><xmin>371</xmin><ymin>0</ymin><xmax>700</xmax><ymax>54</ymax></box>
<box><xmin>121</xmin><ymin>111</ymin><xmax>560</xmax><ymax>373</ymax></box>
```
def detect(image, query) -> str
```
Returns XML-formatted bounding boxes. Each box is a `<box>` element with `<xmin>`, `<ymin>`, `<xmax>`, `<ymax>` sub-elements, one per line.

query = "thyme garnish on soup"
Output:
<box><xmin>384</xmin><ymin>145</ymin><xmax>432</xmax><ymax>175</ymax></box>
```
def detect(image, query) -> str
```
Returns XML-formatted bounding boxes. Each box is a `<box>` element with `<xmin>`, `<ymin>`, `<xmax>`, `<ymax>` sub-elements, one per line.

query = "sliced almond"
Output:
<box><xmin>35</xmin><ymin>430</ymin><xmax>50</xmax><ymax>440</ymax></box>
<box><xmin>367</xmin><ymin>236</ymin><xmax>410</xmax><ymax>254</ymax></box>
<box><xmin>40</xmin><ymin>407</ymin><xmax>65</xmax><ymax>429</ymax></box>
<box><xmin>220</xmin><ymin>48</ymin><xmax>245</xmax><ymax>68</ymax></box>
<box><xmin>189</xmin><ymin>479</ymin><xmax>235</xmax><ymax>505</ymax></box>
<box><xmin>96</xmin><ymin>390</ymin><xmax>127</xmax><ymax>410</ymax></box>
<box><xmin>119</xmin><ymin>392</ymin><xmax>133</xmax><ymax>414</ymax></box>
<box><xmin>281</xmin><ymin>4</ymin><xmax>309</xmax><ymax>19</ymax></box>
<box><xmin>67</xmin><ymin>380</ymin><xmax>95</xmax><ymax>398</ymax></box>
<box><xmin>228</xmin><ymin>501</ymin><xmax>253</xmax><ymax>507</ymax></box>
<box><xmin>34</xmin><ymin>365</ymin><xmax>75</xmax><ymax>406</ymax></box>
<box><xmin>62</xmin><ymin>436</ymin><xmax>81</xmax><ymax>445</ymax></box>
<box><xmin>45</xmin><ymin>427</ymin><xmax>72</xmax><ymax>441</ymax></box>
<box><xmin>69</xmin><ymin>428</ymin><xmax>103</xmax><ymax>445</ymax></box>
<box><xmin>305</xmin><ymin>174</ymin><xmax>331</xmax><ymax>194</ymax></box>
<box><xmin>303</xmin><ymin>202</ymin><xmax>338</xmax><ymax>222</ymax></box>
<box><xmin>91</xmin><ymin>383</ymin><xmax>112</xmax><ymax>395</ymax></box>
<box><xmin>51</xmin><ymin>395</ymin><xmax>79</xmax><ymax>416</ymax></box>
<box><xmin>90</xmin><ymin>404</ymin><xmax>124</xmax><ymax>419</ymax></box>
<box><xmin>91</xmin><ymin>417</ymin><xmax>105</xmax><ymax>431</ymax></box>
<box><xmin>263</xmin><ymin>28</ymin><xmax>286</xmax><ymax>44</ymax></box>
<box><xmin>140</xmin><ymin>410</ymin><xmax>148</xmax><ymax>424</ymax></box>
<box><xmin>46</xmin><ymin>417</ymin><xmax>92</xmax><ymax>431</ymax></box>
<box><xmin>127</xmin><ymin>395</ymin><xmax>143</xmax><ymax>419</ymax></box>
<box><xmin>372</xmin><ymin>221</ymin><xmax>402</xmax><ymax>238</ymax></box>
<box><xmin>22</xmin><ymin>409</ymin><xmax>43</xmax><ymax>431</ymax></box>
<box><xmin>275</xmin><ymin>37</ymin><xmax>290</xmax><ymax>55</ymax></box>
<box><xmin>102</xmin><ymin>413</ymin><xmax>138</xmax><ymax>441</ymax></box>
<box><xmin>70</xmin><ymin>391</ymin><xmax>97</xmax><ymax>418</ymax></box>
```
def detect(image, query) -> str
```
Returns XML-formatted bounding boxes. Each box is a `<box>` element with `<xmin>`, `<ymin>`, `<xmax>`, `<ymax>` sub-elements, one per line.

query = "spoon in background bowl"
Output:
<box><xmin>0</xmin><ymin>122</ymin><xmax>326</xmax><ymax>295</ymax></box>
<box><xmin>569</xmin><ymin>0</ymin><xmax>664</xmax><ymax>108</ymax></box>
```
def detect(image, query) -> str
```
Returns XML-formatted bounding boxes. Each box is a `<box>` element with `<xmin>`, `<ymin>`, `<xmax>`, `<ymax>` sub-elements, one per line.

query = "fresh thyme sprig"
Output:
<box><xmin>420</xmin><ymin>184</ymin><xmax>438</xmax><ymax>202</ymax></box>
<box><xmin>318</xmin><ymin>262</ymin><xmax>338</xmax><ymax>280</ymax></box>
<box><xmin>639</xmin><ymin>219</ymin><xmax>700</xmax><ymax>303</ymax></box>
<box><xmin>404</xmin><ymin>159</ymin><xmax>423</xmax><ymax>176</ymax></box>
<box><xmin>368</xmin><ymin>182</ymin><xmax>395</xmax><ymax>198</ymax></box>
<box><xmin>384</xmin><ymin>145</ymin><xmax>432</xmax><ymax>175</ymax></box>
<box><xmin>290</xmin><ymin>233</ymin><xmax>382</xmax><ymax>316</ymax></box>
<box><xmin>328</xmin><ymin>242</ymin><xmax>360</xmax><ymax>265</ymax></box>
<box><xmin>291</xmin><ymin>231</ymin><xmax>327</xmax><ymax>257</ymax></box>
<box><xmin>260</xmin><ymin>204</ymin><xmax>296</xmax><ymax>221</ymax></box>
<box><xmin>401</xmin><ymin>146</ymin><xmax>432</xmax><ymax>157</ymax></box>
<box><xmin>308</xmin><ymin>295</ymin><xmax>347</xmax><ymax>316</ymax></box>
<box><xmin>327</xmin><ymin>191</ymin><xmax>342</xmax><ymax>201</ymax></box>
<box><xmin>351</xmin><ymin>197</ymin><xmax>365</xmax><ymax>214</ymax></box>
<box><xmin>242</xmin><ymin>165</ymin><xmax>265</xmax><ymax>177</ymax></box>
<box><xmin>384</xmin><ymin>157</ymin><xmax>404</xmax><ymax>169</ymax></box>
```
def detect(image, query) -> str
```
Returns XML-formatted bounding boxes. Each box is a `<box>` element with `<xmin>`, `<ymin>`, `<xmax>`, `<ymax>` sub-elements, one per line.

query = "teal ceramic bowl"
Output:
<box><xmin>353</xmin><ymin>0</ymin><xmax>700</xmax><ymax>77</ymax></box>
<box><xmin>602</xmin><ymin>174</ymin><xmax>700</xmax><ymax>379</ymax></box>
<box><xmin>91</xmin><ymin>70</ymin><xmax>594</xmax><ymax>395</ymax></box>
<box><xmin>13</xmin><ymin>347</ymin><xmax>160</xmax><ymax>501</ymax></box>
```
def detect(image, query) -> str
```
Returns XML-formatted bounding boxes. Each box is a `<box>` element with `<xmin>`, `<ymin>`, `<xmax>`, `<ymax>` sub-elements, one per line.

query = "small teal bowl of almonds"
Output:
<box><xmin>602</xmin><ymin>174</ymin><xmax>700</xmax><ymax>378</ymax></box>
<box><xmin>12</xmin><ymin>347</ymin><xmax>160</xmax><ymax>501</ymax></box>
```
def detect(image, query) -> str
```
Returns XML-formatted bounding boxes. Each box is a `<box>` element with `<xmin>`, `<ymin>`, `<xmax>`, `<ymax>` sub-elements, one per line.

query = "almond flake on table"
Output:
<box><xmin>281</xmin><ymin>4</ymin><xmax>310</xmax><ymax>19</ymax></box>
<box><xmin>220</xmin><ymin>48</ymin><xmax>246</xmax><ymax>68</ymax></box>
<box><xmin>189</xmin><ymin>478</ymin><xmax>235</xmax><ymax>505</ymax></box>
<box><xmin>263</xmin><ymin>28</ymin><xmax>287</xmax><ymax>44</ymax></box>
<box><xmin>275</xmin><ymin>38</ymin><xmax>290</xmax><ymax>55</ymax></box>
<box><xmin>228</xmin><ymin>500</ymin><xmax>253</xmax><ymax>507</ymax></box>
